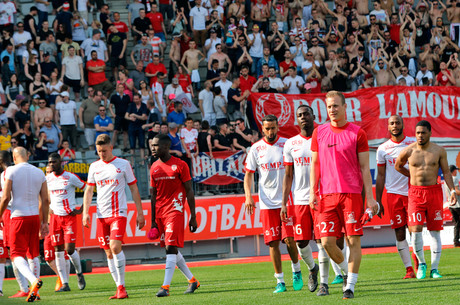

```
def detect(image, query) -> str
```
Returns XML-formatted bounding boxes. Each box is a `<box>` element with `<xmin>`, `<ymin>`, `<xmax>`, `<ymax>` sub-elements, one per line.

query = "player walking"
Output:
<box><xmin>83</xmin><ymin>134</ymin><xmax>146</xmax><ymax>299</ymax></box>
<box><xmin>0</xmin><ymin>147</ymin><xmax>50</xmax><ymax>302</ymax></box>
<box><xmin>244</xmin><ymin>114</ymin><xmax>303</xmax><ymax>293</ymax></box>
<box><xmin>395</xmin><ymin>120</ymin><xmax>457</xmax><ymax>279</ymax></box>
<box><xmin>281</xmin><ymin>105</ymin><xmax>319</xmax><ymax>294</ymax></box>
<box><xmin>47</xmin><ymin>153</ymin><xmax>87</xmax><ymax>291</ymax></box>
<box><xmin>150</xmin><ymin>134</ymin><xmax>200</xmax><ymax>297</ymax></box>
<box><xmin>376</xmin><ymin>115</ymin><xmax>416</xmax><ymax>279</ymax></box>
<box><xmin>309</xmin><ymin>91</ymin><xmax>379</xmax><ymax>299</ymax></box>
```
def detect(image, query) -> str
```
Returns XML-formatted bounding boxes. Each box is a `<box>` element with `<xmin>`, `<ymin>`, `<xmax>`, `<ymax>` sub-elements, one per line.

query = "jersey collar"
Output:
<box><xmin>262</xmin><ymin>136</ymin><xmax>279</xmax><ymax>146</ymax></box>
<box><xmin>102</xmin><ymin>156</ymin><xmax>117</xmax><ymax>164</ymax></box>
<box><xmin>390</xmin><ymin>135</ymin><xmax>406</xmax><ymax>144</ymax></box>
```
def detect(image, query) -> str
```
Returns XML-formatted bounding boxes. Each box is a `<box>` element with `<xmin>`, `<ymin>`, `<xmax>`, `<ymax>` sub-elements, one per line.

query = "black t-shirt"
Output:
<box><xmin>24</xmin><ymin>15</ymin><xmax>37</xmax><ymax>38</ymax></box>
<box><xmin>234</xmin><ymin>128</ymin><xmax>252</xmax><ymax>148</ymax></box>
<box><xmin>227</xmin><ymin>87</ymin><xmax>240</xmax><ymax>109</ymax></box>
<box><xmin>56</xmin><ymin>11</ymin><xmax>73</xmax><ymax>36</ymax></box>
<box><xmin>100</xmin><ymin>13</ymin><xmax>111</xmax><ymax>34</ymax></box>
<box><xmin>107</xmin><ymin>32</ymin><xmax>127</xmax><ymax>57</ymax></box>
<box><xmin>38</xmin><ymin>29</ymin><xmax>54</xmax><ymax>43</ymax></box>
<box><xmin>133</xmin><ymin>17</ymin><xmax>152</xmax><ymax>34</ymax></box>
<box><xmin>197</xmin><ymin>131</ymin><xmax>210</xmax><ymax>152</ymax></box>
<box><xmin>214</xmin><ymin>133</ymin><xmax>232</xmax><ymax>151</ymax></box>
<box><xmin>258</xmin><ymin>87</ymin><xmax>277</xmax><ymax>93</ymax></box>
<box><xmin>40</xmin><ymin>61</ymin><xmax>58</xmax><ymax>79</ymax></box>
<box><xmin>205</xmin><ymin>21</ymin><xmax>223</xmax><ymax>37</ymax></box>
<box><xmin>350</xmin><ymin>56</ymin><xmax>370</xmax><ymax>73</ymax></box>
<box><xmin>110</xmin><ymin>93</ymin><xmax>131</xmax><ymax>116</ymax></box>
<box><xmin>206</xmin><ymin>69</ymin><xmax>220</xmax><ymax>83</ymax></box>
<box><xmin>272</xmin><ymin>44</ymin><xmax>286</xmax><ymax>64</ymax></box>
<box><xmin>126</xmin><ymin>102</ymin><xmax>148</xmax><ymax>127</ymax></box>
<box><xmin>15</xmin><ymin>110</ymin><xmax>31</xmax><ymax>129</ymax></box>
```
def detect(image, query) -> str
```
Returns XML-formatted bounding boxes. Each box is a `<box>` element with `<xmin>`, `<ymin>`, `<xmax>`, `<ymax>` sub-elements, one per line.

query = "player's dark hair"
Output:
<box><xmin>48</xmin><ymin>152</ymin><xmax>61</xmax><ymax>161</ymax></box>
<box><xmin>201</xmin><ymin>120</ymin><xmax>210</xmax><ymax>129</ymax></box>
<box><xmin>0</xmin><ymin>150</ymin><xmax>11</xmax><ymax>173</ymax></box>
<box><xmin>416</xmin><ymin>120</ymin><xmax>431</xmax><ymax>132</ymax></box>
<box><xmin>297</xmin><ymin>104</ymin><xmax>314</xmax><ymax>115</ymax></box>
<box><xmin>262</xmin><ymin>114</ymin><xmax>278</xmax><ymax>124</ymax></box>
<box><xmin>154</xmin><ymin>134</ymin><xmax>172</xmax><ymax>146</ymax></box>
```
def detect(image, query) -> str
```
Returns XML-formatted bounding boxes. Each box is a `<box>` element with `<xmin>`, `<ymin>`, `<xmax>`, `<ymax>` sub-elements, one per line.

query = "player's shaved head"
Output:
<box><xmin>13</xmin><ymin>147</ymin><xmax>28</xmax><ymax>163</ymax></box>
<box><xmin>388</xmin><ymin>115</ymin><xmax>403</xmax><ymax>124</ymax></box>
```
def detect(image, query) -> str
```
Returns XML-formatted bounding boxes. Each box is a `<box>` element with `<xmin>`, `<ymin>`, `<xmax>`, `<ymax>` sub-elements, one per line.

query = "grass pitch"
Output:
<box><xmin>2</xmin><ymin>248</ymin><xmax>460</xmax><ymax>304</ymax></box>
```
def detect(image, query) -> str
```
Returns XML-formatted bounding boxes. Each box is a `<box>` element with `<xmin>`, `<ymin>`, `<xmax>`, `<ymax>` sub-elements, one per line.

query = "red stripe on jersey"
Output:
<box><xmin>244</xmin><ymin>167</ymin><xmax>255</xmax><ymax>173</ymax></box>
<box><xmin>63</xmin><ymin>199</ymin><xmax>72</xmax><ymax>214</ymax></box>
<box><xmin>111</xmin><ymin>192</ymin><xmax>115</xmax><ymax>218</ymax></box>
<box><xmin>127</xmin><ymin>179</ymin><xmax>137</xmax><ymax>186</ymax></box>
<box><xmin>116</xmin><ymin>192</ymin><xmax>119</xmax><ymax>217</ymax></box>
<box><xmin>70</xmin><ymin>172</ymin><xmax>86</xmax><ymax>188</ymax></box>
<box><xmin>87</xmin><ymin>182</ymin><xmax>96</xmax><ymax>186</ymax></box>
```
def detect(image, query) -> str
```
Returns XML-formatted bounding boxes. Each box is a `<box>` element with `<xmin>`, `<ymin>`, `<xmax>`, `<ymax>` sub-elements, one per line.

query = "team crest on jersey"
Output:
<box><xmin>346</xmin><ymin>212</ymin><xmax>357</xmax><ymax>224</ymax></box>
<box><xmin>116</xmin><ymin>168</ymin><xmax>122</xmax><ymax>173</ymax></box>
<box><xmin>434</xmin><ymin>210</ymin><xmax>443</xmax><ymax>221</ymax></box>
<box><xmin>111</xmin><ymin>221</ymin><xmax>119</xmax><ymax>231</ymax></box>
<box><xmin>172</xmin><ymin>192</ymin><xmax>184</xmax><ymax>212</ymax></box>
<box><xmin>166</xmin><ymin>223</ymin><xmax>173</xmax><ymax>233</ymax></box>
<box><xmin>65</xmin><ymin>227</ymin><xmax>74</xmax><ymax>235</ymax></box>
<box><xmin>62</xmin><ymin>180</ymin><xmax>68</xmax><ymax>186</ymax></box>
<box><xmin>171</xmin><ymin>165</ymin><xmax>177</xmax><ymax>171</ymax></box>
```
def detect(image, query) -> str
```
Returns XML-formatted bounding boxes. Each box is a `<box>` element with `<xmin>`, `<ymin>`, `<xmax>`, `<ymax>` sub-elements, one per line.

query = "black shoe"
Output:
<box><xmin>316</xmin><ymin>283</ymin><xmax>329</xmax><ymax>296</ymax></box>
<box><xmin>56</xmin><ymin>283</ymin><xmax>71</xmax><ymax>292</ymax></box>
<box><xmin>308</xmin><ymin>264</ymin><xmax>319</xmax><ymax>292</ymax></box>
<box><xmin>343</xmin><ymin>289</ymin><xmax>354</xmax><ymax>299</ymax></box>
<box><xmin>156</xmin><ymin>287</ymin><xmax>169</xmax><ymax>297</ymax></box>
<box><xmin>77</xmin><ymin>273</ymin><xmax>86</xmax><ymax>290</ymax></box>
<box><xmin>342</xmin><ymin>275</ymin><xmax>348</xmax><ymax>293</ymax></box>
<box><xmin>184</xmin><ymin>280</ymin><xmax>200</xmax><ymax>294</ymax></box>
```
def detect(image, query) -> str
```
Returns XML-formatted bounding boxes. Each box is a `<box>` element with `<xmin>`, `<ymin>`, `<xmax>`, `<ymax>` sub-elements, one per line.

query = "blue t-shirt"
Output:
<box><xmin>167</xmin><ymin>110</ymin><xmax>186</xmax><ymax>125</ymax></box>
<box><xmin>168</xmin><ymin>133</ymin><xmax>182</xmax><ymax>153</ymax></box>
<box><xmin>94</xmin><ymin>115</ymin><xmax>113</xmax><ymax>138</ymax></box>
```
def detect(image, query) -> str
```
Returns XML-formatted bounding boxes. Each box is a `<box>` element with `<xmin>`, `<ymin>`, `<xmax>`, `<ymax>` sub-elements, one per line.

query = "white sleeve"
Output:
<box><xmin>70</xmin><ymin>172</ymin><xmax>86</xmax><ymax>189</ymax></box>
<box><xmin>87</xmin><ymin>163</ymin><xmax>96</xmax><ymax>186</ymax></box>
<box><xmin>376</xmin><ymin>147</ymin><xmax>385</xmax><ymax>165</ymax></box>
<box><xmin>283</xmin><ymin>141</ymin><xmax>293</xmax><ymax>164</ymax></box>
<box><xmin>244</xmin><ymin>146</ymin><xmax>258</xmax><ymax>172</ymax></box>
<box><xmin>124</xmin><ymin>161</ymin><xmax>137</xmax><ymax>185</ymax></box>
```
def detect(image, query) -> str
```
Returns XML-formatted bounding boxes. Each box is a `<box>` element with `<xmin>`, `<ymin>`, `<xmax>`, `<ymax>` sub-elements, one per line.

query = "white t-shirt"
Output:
<box><xmin>376</xmin><ymin>136</ymin><xmax>415</xmax><ymax>196</ymax></box>
<box><xmin>56</xmin><ymin>100</ymin><xmax>77</xmax><ymax>125</ymax></box>
<box><xmin>189</xmin><ymin>6</ymin><xmax>208</xmax><ymax>30</ymax></box>
<box><xmin>301</xmin><ymin>60</ymin><xmax>320</xmax><ymax>72</ymax></box>
<box><xmin>248</xmin><ymin>33</ymin><xmax>265</xmax><ymax>58</ymax></box>
<box><xmin>62</xmin><ymin>55</ymin><xmax>83</xmax><ymax>80</ymax></box>
<box><xmin>0</xmin><ymin>1</ymin><xmax>16</xmax><ymax>25</ymax></box>
<box><xmin>269</xmin><ymin>77</ymin><xmax>283</xmax><ymax>90</ymax></box>
<box><xmin>47</xmin><ymin>171</ymin><xmax>86</xmax><ymax>216</ymax></box>
<box><xmin>290</xmin><ymin>45</ymin><xmax>308</xmax><ymax>67</ymax></box>
<box><xmin>208</xmin><ymin>6</ymin><xmax>224</xmax><ymax>19</ymax></box>
<box><xmin>164</xmin><ymin>84</ymin><xmax>184</xmax><ymax>103</ymax></box>
<box><xmin>283</xmin><ymin>134</ymin><xmax>312</xmax><ymax>205</ymax></box>
<box><xmin>283</xmin><ymin>75</ymin><xmax>304</xmax><ymax>94</ymax></box>
<box><xmin>204</xmin><ymin>37</ymin><xmax>222</xmax><ymax>61</ymax></box>
<box><xmin>215</xmin><ymin>79</ymin><xmax>232</xmax><ymax>101</ymax></box>
<box><xmin>87</xmin><ymin>157</ymin><xmax>137</xmax><ymax>219</ymax></box>
<box><xmin>214</xmin><ymin>95</ymin><xmax>226</xmax><ymax>119</ymax></box>
<box><xmin>199</xmin><ymin>89</ymin><xmax>214</xmax><ymax>114</ymax></box>
<box><xmin>13</xmin><ymin>31</ymin><xmax>32</xmax><ymax>57</ymax></box>
<box><xmin>77</xmin><ymin>0</ymin><xmax>88</xmax><ymax>12</ymax></box>
<box><xmin>396</xmin><ymin>74</ymin><xmax>415</xmax><ymax>86</ymax></box>
<box><xmin>415</xmin><ymin>70</ymin><xmax>433</xmax><ymax>86</ymax></box>
<box><xmin>152</xmin><ymin>82</ymin><xmax>165</xmax><ymax>108</ymax></box>
<box><xmin>180</xmin><ymin>128</ymin><xmax>199</xmax><ymax>151</ymax></box>
<box><xmin>6</xmin><ymin>163</ymin><xmax>46</xmax><ymax>218</ymax></box>
<box><xmin>80</xmin><ymin>38</ymin><xmax>107</xmax><ymax>61</ymax></box>
<box><xmin>245</xmin><ymin>137</ymin><xmax>287</xmax><ymax>209</ymax></box>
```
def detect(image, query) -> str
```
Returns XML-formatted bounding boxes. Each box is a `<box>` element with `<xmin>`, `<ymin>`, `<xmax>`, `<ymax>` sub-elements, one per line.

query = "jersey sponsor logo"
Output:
<box><xmin>51</xmin><ymin>189</ymin><xmax>68</xmax><ymax>195</ymax></box>
<box><xmin>260</xmin><ymin>161</ymin><xmax>283</xmax><ymax>171</ymax></box>
<box><xmin>173</xmin><ymin>192</ymin><xmax>184</xmax><ymax>212</ymax></box>
<box><xmin>294</xmin><ymin>157</ymin><xmax>311</xmax><ymax>166</ymax></box>
<box><xmin>346</xmin><ymin>211</ymin><xmax>357</xmax><ymax>224</ymax></box>
<box><xmin>97</xmin><ymin>179</ymin><xmax>120</xmax><ymax>187</ymax></box>
<box><xmin>434</xmin><ymin>210</ymin><xmax>442</xmax><ymax>221</ymax></box>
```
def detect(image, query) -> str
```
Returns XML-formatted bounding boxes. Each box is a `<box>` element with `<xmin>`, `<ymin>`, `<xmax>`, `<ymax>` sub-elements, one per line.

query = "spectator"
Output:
<box><xmin>39</xmin><ymin>33</ymin><xmax>58</xmax><ymax>63</ymax></box>
<box><xmin>181</xmin><ymin>40</ymin><xmax>206</xmax><ymax>90</ymax></box>
<box><xmin>415</xmin><ymin>63</ymin><xmax>434</xmax><ymax>86</ymax></box>
<box><xmin>129</xmin><ymin>61</ymin><xmax>147</xmax><ymax>90</ymax></box>
<box><xmin>199</xmin><ymin>81</ymin><xmax>215</xmax><ymax>126</ymax></box>
<box><xmin>146</xmin><ymin>3</ymin><xmax>166</xmax><ymax>42</ymax></box>
<box><xmin>80</xmin><ymin>29</ymin><xmax>108</xmax><ymax>61</ymax></box>
<box><xmin>279</xmin><ymin>50</ymin><xmax>296</xmax><ymax>78</ymax></box>
<box><xmin>349</xmin><ymin>46</ymin><xmax>370</xmax><ymax>91</ymax></box>
<box><xmin>167</xmin><ymin>101</ymin><xmax>186</xmax><ymax>125</ymax></box>
<box><xmin>5</xmin><ymin>74</ymin><xmax>23</xmax><ymax>104</ymax></box>
<box><xmin>359</xmin><ymin>73</ymin><xmax>375</xmax><ymax>89</ymax></box>
<box><xmin>189</xmin><ymin>0</ymin><xmax>209</xmax><ymax>47</ymax></box>
<box><xmin>125</xmin><ymin>93</ymin><xmax>148</xmax><ymax>162</ymax></box>
<box><xmin>139</xmin><ymin>79</ymin><xmax>153</xmax><ymax>105</ymax></box>
<box><xmin>175</xmin><ymin>66</ymin><xmax>194</xmax><ymax>100</ymax></box>
<box><xmin>0</xmin><ymin>105</ymin><xmax>7</xmax><ymax>127</ymax></box>
<box><xmin>206</xmin><ymin>59</ymin><xmax>221</xmax><ymax>84</ymax></box>
<box><xmin>117</xmin><ymin>69</ymin><xmax>134</xmax><ymax>101</ymax></box>
<box><xmin>55</xmin><ymin>91</ymin><xmax>77</xmax><ymax>148</ymax></box>
<box><xmin>61</xmin><ymin>35</ymin><xmax>82</xmax><ymax>58</ymax></box>
<box><xmin>227</xmin><ymin>77</ymin><xmax>249</xmax><ymax>120</ymax></box>
<box><xmin>1</xmin><ymin>43</ymin><xmax>15</xmax><ymax>75</ymax></box>
<box><xmin>435</xmin><ymin>62</ymin><xmax>455</xmax><ymax>86</ymax></box>
<box><xmin>110</xmin><ymin>11</ymin><xmax>129</xmax><ymax>35</ymax></box>
<box><xmin>61</xmin><ymin>45</ymin><xmax>84</xmax><ymax>102</ymax></box>
<box><xmin>180</xmin><ymin>117</ymin><xmax>199</xmax><ymax>159</ymax></box>
<box><xmin>232</xmin><ymin>117</ymin><xmax>252</xmax><ymax>153</ymax></box>
<box><xmin>131</xmin><ymin>35</ymin><xmax>154</xmax><ymax>68</ymax></box>
<box><xmin>257</xmin><ymin>47</ymin><xmax>278</xmax><ymax>78</ymax></box>
<box><xmin>0</xmin><ymin>0</ymin><xmax>16</xmax><ymax>34</ymax></box>
<box><xmin>34</xmin><ymin>131</ymin><xmax>49</xmax><ymax>160</ymax></box>
<box><xmin>145</xmin><ymin>55</ymin><xmax>167</xmax><ymax>87</ymax></box>
<box><xmin>208</xmin><ymin>43</ymin><xmax>232</xmax><ymax>75</ymax></box>
<box><xmin>283</xmin><ymin>67</ymin><xmax>305</xmax><ymax>94</ymax></box>
<box><xmin>0</xmin><ymin>124</ymin><xmax>11</xmax><ymax>151</ymax></box>
<box><xmin>99</xmin><ymin>4</ymin><xmax>112</xmax><ymax>35</ymax></box>
<box><xmin>168</xmin><ymin>122</ymin><xmax>183</xmax><ymax>158</ymax></box>
<box><xmin>94</xmin><ymin>105</ymin><xmax>114</xmax><ymax>139</ymax></box>
<box><xmin>58</xmin><ymin>139</ymin><xmax>76</xmax><ymax>161</ymax></box>
<box><xmin>75</xmin><ymin>0</ymin><xmax>90</xmax><ymax>23</ymax></box>
<box><xmin>147</xmin><ymin>28</ymin><xmax>164</xmax><ymax>59</ymax></box>
<box><xmin>128</xmin><ymin>0</ymin><xmax>145</xmax><ymax>26</ymax></box>
<box><xmin>197</xmin><ymin>120</ymin><xmax>214</xmax><ymax>158</ymax></box>
<box><xmin>213</xmin><ymin>86</ymin><xmax>227</xmax><ymax>125</ymax></box>
<box><xmin>13</xmin><ymin>22</ymin><xmax>32</xmax><ymax>71</ymax></box>
<box><xmin>37</xmin><ymin>20</ymin><xmax>53</xmax><ymax>45</ymax></box>
<box><xmin>71</xmin><ymin>12</ymin><xmax>88</xmax><ymax>44</ymax></box>
<box><xmin>34</xmin><ymin>97</ymin><xmax>53</xmax><ymax>135</ymax></box>
<box><xmin>204</xmin><ymin>29</ymin><xmax>222</xmax><ymax>61</ymax></box>
<box><xmin>396</xmin><ymin>66</ymin><xmax>415</xmax><ymax>86</ymax></box>
<box><xmin>54</xmin><ymin>2</ymin><xmax>73</xmax><ymax>36</ymax></box>
<box><xmin>267</xmin><ymin>66</ymin><xmax>284</xmax><ymax>92</ymax></box>
<box><xmin>14</xmin><ymin>100</ymin><xmax>31</xmax><ymax>131</ymax></box>
<box><xmin>40</xmin><ymin>116</ymin><xmax>62</xmax><ymax>153</ymax></box>
<box><xmin>132</xmin><ymin>8</ymin><xmax>153</xmax><ymax>42</ymax></box>
<box><xmin>24</xmin><ymin>6</ymin><xmax>39</xmax><ymax>42</ymax></box>
<box><xmin>40</xmin><ymin>52</ymin><xmax>58</xmax><ymax>83</ymax></box>
<box><xmin>164</xmin><ymin>77</ymin><xmax>184</xmax><ymax>113</ymax></box>
<box><xmin>213</xmin><ymin>122</ymin><xmax>233</xmax><ymax>151</ymax></box>
<box><xmin>251</xmin><ymin>76</ymin><xmax>278</xmax><ymax>93</ymax></box>
<box><xmin>109</xmin><ymin>83</ymin><xmax>130</xmax><ymax>151</ymax></box>
<box><xmin>85</xmin><ymin>50</ymin><xmax>113</xmax><ymax>97</ymax></box>
<box><xmin>79</xmin><ymin>88</ymin><xmax>98</xmax><ymax>149</ymax></box>
<box><xmin>5</xmin><ymin>94</ymin><xmax>24</xmax><ymax>134</ymax></box>
<box><xmin>215</xmin><ymin>70</ymin><xmax>231</xmax><ymax>101</ymax></box>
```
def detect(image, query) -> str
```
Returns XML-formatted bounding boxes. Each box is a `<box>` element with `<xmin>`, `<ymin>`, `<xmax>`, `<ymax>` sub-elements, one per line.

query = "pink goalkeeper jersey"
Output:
<box><xmin>311</xmin><ymin>122</ymin><xmax>369</xmax><ymax>195</ymax></box>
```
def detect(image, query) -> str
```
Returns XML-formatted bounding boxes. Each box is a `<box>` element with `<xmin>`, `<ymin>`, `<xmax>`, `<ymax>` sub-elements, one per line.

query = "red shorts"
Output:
<box><xmin>44</xmin><ymin>234</ymin><xmax>55</xmax><ymax>261</ymax></box>
<box><xmin>0</xmin><ymin>239</ymin><xmax>8</xmax><ymax>258</ymax></box>
<box><xmin>261</xmin><ymin>208</ymin><xmax>294</xmax><ymax>245</ymax></box>
<box><xmin>2</xmin><ymin>209</ymin><xmax>10</xmax><ymax>248</ymax></box>
<box><xmin>408</xmin><ymin>184</ymin><xmax>443</xmax><ymax>231</ymax></box>
<box><xmin>50</xmin><ymin>214</ymin><xmax>78</xmax><ymax>246</ymax></box>
<box><xmin>386</xmin><ymin>193</ymin><xmax>409</xmax><ymax>229</ymax></box>
<box><xmin>318</xmin><ymin>193</ymin><xmax>364</xmax><ymax>238</ymax></box>
<box><xmin>311</xmin><ymin>207</ymin><xmax>321</xmax><ymax>240</ymax></box>
<box><xmin>157</xmin><ymin>213</ymin><xmax>185</xmax><ymax>248</ymax></box>
<box><xmin>96</xmin><ymin>216</ymin><xmax>127</xmax><ymax>250</ymax></box>
<box><xmin>292</xmin><ymin>205</ymin><xmax>313</xmax><ymax>241</ymax></box>
<box><xmin>9</xmin><ymin>215</ymin><xmax>40</xmax><ymax>259</ymax></box>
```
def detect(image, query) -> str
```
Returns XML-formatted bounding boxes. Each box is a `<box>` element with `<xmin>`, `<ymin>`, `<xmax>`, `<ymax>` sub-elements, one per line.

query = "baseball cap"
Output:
<box><xmin>168</xmin><ymin>93</ymin><xmax>176</xmax><ymax>100</ymax></box>
<box><xmin>304</xmin><ymin>83</ymin><xmax>312</xmax><ymax>90</ymax></box>
<box><xmin>15</xmin><ymin>94</ymin><xmax>25</xmax><ymax>100</ymax></box>
<box><xmin>450</xmin><ymin>165</ymin><xmax>459</xmax><ymax>172</ymax></box>
<box><xmin>172</xmin><ymin>78</ymin><xmax>179</xmax><ymax>85</ymax></box>
<box><xmin>32</xmin><ymin>94</ymin><xmax>40</xmax><ymax>99</ymax></box>
<box><xmin>63</xmin><ymin>2</ymin><xmax>70</xmax><ymax>10</ymax></box>
<box><xmin>60</xmin><ymin>91</ymin><xmax>70</xmax><ymax>97</ymax></box>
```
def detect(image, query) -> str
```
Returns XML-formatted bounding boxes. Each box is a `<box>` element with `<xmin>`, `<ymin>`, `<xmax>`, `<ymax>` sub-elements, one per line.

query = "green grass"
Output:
<box><xmin>2</xmin><ymin>248</ymin><xmax>460</xmax><ymax>304</ymax></box>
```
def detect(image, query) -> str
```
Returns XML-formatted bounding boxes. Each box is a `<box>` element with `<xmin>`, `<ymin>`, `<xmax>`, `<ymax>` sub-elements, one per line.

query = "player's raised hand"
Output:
<box><xmin>137</xmin><ymin>212</ymin><xmax>146</xmax><ymax>230</ymax></box>
<box><xmin>245</xmin><ymin>197</ymin><xmax>256</xmax><ymax>215</ymax></box>
<box><xmin>189</xmin><ymin>216</ymin><xmax>197</xmax><ymax>233</ymax></box>
<box><xmin>83</xmin><ymin>213</ymin><xmax>90</xmax><ymax>228</ymax></box>
<box><xmin>280</xmin><ymin>204</ymin><xmax>288</xmax><ymax>222</ymax></box>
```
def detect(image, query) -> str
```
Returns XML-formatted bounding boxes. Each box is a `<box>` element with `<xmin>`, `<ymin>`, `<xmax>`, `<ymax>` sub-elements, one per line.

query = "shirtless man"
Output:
<box><xmin>345</xmin><ymin>34</ymin><xmax>362</xmax><ymax>60</ymax></box>
<box><xmin>34</xmin><ymin>98</ymin><xmax>54</xmax><ymax>136</ymax></box>
<box><xmin>447</xmin><ymin>0</ymin><xmax>460</xmax><ymax>44</ymax></box>
<box><xmin>372</xmin><ymin>58</ymin><xmax>393</xmax><ymax>86</ymax></box>
<box><xmin>208</xmin><ymin>44</ymin><xmax>232</xmax><ymax>74</ymax></box>
<box><xmin>252</xmin><ymin>0</ymin><xmax>269</xmax><ymax>30</ymax></box>
<box><xmin>228</xmin><ymin>0</ymin><xmax>245</xmax><ymax>20</ymax></box>
<box><xmin>169</xmin><ymin>33</ymin><xmax>182</xmax><ymax>80</ymax></box>
<box><xmin>447</xmin><ymin>53</ymin><xmax>460</xmax><ymax>87</ymax></box>
<box><xmin>181</xmin><ymin>40</ymin><xmax>206</xmax><ymax>89</ymax></box>
<box><xmin>419</xmin><ymin>45</ymin><xmax>440</xmax><ymax>72</ymax></box>
<box><xmin>324</xmin><ymin>31</ymin><xmax>344</xmax><ymax>54</ymax></box>
<box><xmin>320</xmin><ymin>1</ymin><xmax>347</xmax><ymax>30</ymax></box>
<box><xmin>355</xmin><ymin>0</ymin><xmax>370</xmax><ymax>15</ymax></box>
<box><xmin>429</xmin><ymin>0</ymin><xmax>447</xmax><ymax>26</ymax></box>
<box><xmin>395</xmin><ymin>120</ymin><xmax>457</xmax><ymax>280</ymax></box>
<box><xmin>309</xmin><ymin>37</ymin><xmax>326</xmax><ymax>65</ymax></box>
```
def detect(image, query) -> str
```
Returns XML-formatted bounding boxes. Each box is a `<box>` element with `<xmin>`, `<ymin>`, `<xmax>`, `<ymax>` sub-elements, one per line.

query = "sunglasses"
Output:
<box><xmin>45</xmin><ymin>120</ymin><xmax>52</xmax><ymax>123</ymax></box>
<box><xmin>11</xmin><ymin>141</ymin><xmax>17</xmax><ymax>144</ymax></box>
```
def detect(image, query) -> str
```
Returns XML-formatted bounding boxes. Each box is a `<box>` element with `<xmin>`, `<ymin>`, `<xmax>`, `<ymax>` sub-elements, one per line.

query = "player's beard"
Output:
<box><xmin>266</xmin><ymin>134</ymin><xmax>277</xmax><ymax>142</ymax></box>
<box><xmin>390</xmin><ymin>129</ymin><xmax>403</xmax><ymax>138</ymax></box>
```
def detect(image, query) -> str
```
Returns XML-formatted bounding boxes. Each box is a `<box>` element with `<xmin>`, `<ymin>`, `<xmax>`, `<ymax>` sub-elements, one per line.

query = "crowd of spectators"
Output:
<box><xmin>0</xmin><ymin>0</ymin><xmax>459</xmax><ymax>164</ymax></box>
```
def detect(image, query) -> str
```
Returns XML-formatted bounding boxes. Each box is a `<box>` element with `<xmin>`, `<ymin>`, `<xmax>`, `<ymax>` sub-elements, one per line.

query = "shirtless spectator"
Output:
<box><xmin>324</xmin><ymin>30</ymin><xmax>344</xmax><ymax>54</ymax></box>
<box><xmin>181</xmin><ymin>40</ymin><xmax>205</xmax><ymax>90</ymax></box>
<box><xmin>447</xmin><ymin>0</ymin><xmax>460</xmax><ymax>44</ymax></box>
<box><xmin>169</xmin><ymin>33</ymin><xmax>182</xmax><ymax>82</ymax></box>
<box><xmin>208</xmin><ymin>44</ymin><xmax>232</xmax><ymax>74</ymax></box>
<box><xmin>354</xmin><ymin>0</ymin><xmax>370</xmax><ymax>15</ymax></box>
<box><xmin>309</xmin><ymin>36</ymin><xmax>326</xmax><ymax>65</ymax></box>
<box><xmin>251</xmin><ymin>0</ymin><xmax>270</xmax><ymax>33</ymax></box>
<box><xmin>419</xmin><ymin>45</ymin><xmax>440</xmax><ymax>73</ymax></box>
<box><xmin>372</xmin><ymin>58</ymin><xmax>394</xmax><ymax>86</ymax></box>
<box><xmin>395</xmin><ymin>120</ymin><xmax>457</xmax><ymax>280</ymax></box>
<box><xmin>447</xmin><ymin>53</ymin><xmax>460</xmax><ymax>87</ymax></box>
<box><xmin>228</xmin><ymin>0</ymin><xmax>246</xmax><ymax>21</ymax></box>
<box><xmin>349</xmin><ymin>46</ymin><xmax>370</xmax><ymax>91</ymax></box>
<box><xmin>34</xmin><ymin>98</ymin><xmax>53</xmax><ymax>136</ymax></box>
<box><xmin>345</xmin><ymin>33</ymin><xmax>363</xmax><ymax>60</ymax></box>
<box><xmin>429</xmin><ymin>0</ymin><xmax>447</xmax><ymax>26</ymax></box>
<box><xmin>325</xmin><ymin>50</ymin><xmax>348</xmax><ymax>92</ymax></box>
<box><xmin>204</xmin><ymin>29</ymin><xmax>221</xmax><ymax>62</ymax></box>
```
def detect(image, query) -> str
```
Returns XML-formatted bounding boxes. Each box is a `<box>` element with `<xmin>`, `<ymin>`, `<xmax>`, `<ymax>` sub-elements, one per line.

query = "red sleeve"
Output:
<box><xmin>311</xmin><ymin>128</ymin><xmax>318</xmax><ymax>152</ymax></box>
<box><xmin>357</xmin><ymin>128</ymin><xmax>369</xmax><ymax>153</ymax></box>
<box><xmin>123</xmin><ymin>24</ymin><xmax>129</xmax><ymax>32</ymax></box>
<box><xmin>145</xmin><ymin>64</ymin><xmax>152</xmax><ymax>74</ymax></box>
<box><xmin>180</xmin><ymin>160</ymin><xmax>192</xmax><ymax>183</ymax></box>
<box><xmin>161</xmin><ymin>64</ymin><xmax>167</xmax><ymax>74</ymax></box>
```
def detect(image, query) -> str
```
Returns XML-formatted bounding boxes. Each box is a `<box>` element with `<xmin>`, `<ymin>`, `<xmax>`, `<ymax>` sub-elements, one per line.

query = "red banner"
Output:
<box><xmin>249</xmin><ymin>86</ymin><xmax>460</xmax><ymax>142</ymax></box>
<box><xmin>74</xmin><ymin>192</ymin><xmax>453</xmax><ymax>248</ymax></box>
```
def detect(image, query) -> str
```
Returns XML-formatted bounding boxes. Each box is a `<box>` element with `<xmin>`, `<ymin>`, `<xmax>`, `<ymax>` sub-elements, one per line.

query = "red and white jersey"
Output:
<box><xmin>47</xmin><ymin>171</ymin><xmax>86</xmax><ymax>216</ymax></box>
<box><xmin>180</xmin><ymin>128</ymin><xmax>198</xmax><ymax>152</ymax></box>
<box><xmin>5</xmin><ymin>163</ymin><xmax>46</xmax><ymax>218</ymax></box>
<box><xmin>376</xmin><ymin>136</ymin><xmax>415</xmax><ymax>196</ymax></box>
<box><xmin>150</xmin><ymin>156</ymin><xmax>192</xmax><ymax>218</ymax></box>
<box><xmin>245</xmin><ymin>137</ymin><xmax>287</xmax><ymax>210</ymax></box>
<box><xmin>283</xmin><ymin>134</ymin><xmax>312</xmax><ymax>206</ymax></box>
<box><xmin>87</xmin><ymin>157</ymin><xmax>137</xmax><ymax>218</ymax></box>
